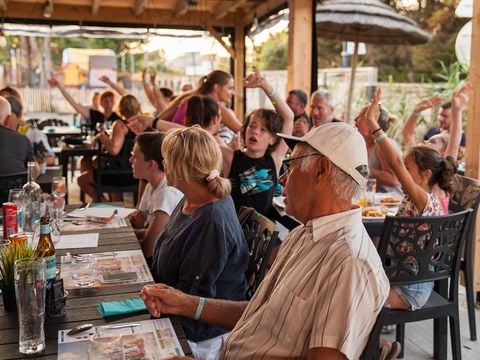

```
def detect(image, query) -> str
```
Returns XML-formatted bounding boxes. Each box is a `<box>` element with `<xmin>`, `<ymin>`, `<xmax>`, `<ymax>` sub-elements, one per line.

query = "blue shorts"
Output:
<box><xmin>393</xmin><ymin>281</ymin><xmax>434</xmax><ymax>310</ymax></box>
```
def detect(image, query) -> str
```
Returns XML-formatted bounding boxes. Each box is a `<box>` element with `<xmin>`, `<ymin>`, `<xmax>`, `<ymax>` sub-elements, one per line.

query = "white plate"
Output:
<box><xmin>273</xmin><ymin>196</ymin><xmax>286</xmax><ymax>209</ymax></box>
<box><xmin>375</xmin><ymin>194</ymin><xmax>402</xmax><ymax>206</ymax></box>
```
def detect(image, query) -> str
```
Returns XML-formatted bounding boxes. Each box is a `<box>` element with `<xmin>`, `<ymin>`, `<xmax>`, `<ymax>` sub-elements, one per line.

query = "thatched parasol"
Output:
<box><xmin>316</xmin><ymin>0</ymin><xmax>431</xmax><ymax>121</ymax></box>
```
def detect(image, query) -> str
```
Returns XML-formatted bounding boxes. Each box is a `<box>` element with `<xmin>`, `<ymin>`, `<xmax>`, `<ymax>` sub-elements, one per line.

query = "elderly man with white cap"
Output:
<box><xmin>140</xmin><ymin>122</ymin><xmax>389</xmax><ymax>360</ymax></box>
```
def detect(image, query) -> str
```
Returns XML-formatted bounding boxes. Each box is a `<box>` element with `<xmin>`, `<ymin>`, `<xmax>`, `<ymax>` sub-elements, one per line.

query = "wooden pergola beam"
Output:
<box><xmin>466</xmin><ymin>0</ymin><xmax>480</xmax><ymax>292</ymax></box>
<box><xmin>0</xmin><ymin>0</ymin><xmax>7</xmax><ymax>13</ymax></box>
<box><xmin>91</xmin><ymin>0</ymin><xmax>101</xmax><ymax>15</ymax></box>
<box><xmin>173</xmin><ymin>0</ymin><xmax>188</xmax><ymax>18</ymax></box>
<box><xmin>215</xmin><ymin>0</ymin><xmax>249</xmax><ymax>21</ymax></box>
<box><xmin>3</xmin><ymin>2</ymin><xmax>238</xmax><ymax>28</ymax></box>
<box><xmin>233</xmin><ymin>20</ymin><xmax>245</xmax><ymax>122</ymax></box>
<box><xmin>287</xmin><ymin>0</ymin><xmax>312</xmax><ymax>96</ymax></box>
<box><xmin>242</xmin><ymin>0</ymin><xmax>287</xmax><ymax>26</ymax></box>
<box><xmin>133</xmin><ymin>0</ymin><xmax>148</xmax><ymax>17</ymax></box>
<box><xmin>207</xmin><ymin>25</ymin><xmax>235</xmax><ymax>59</ymax></box>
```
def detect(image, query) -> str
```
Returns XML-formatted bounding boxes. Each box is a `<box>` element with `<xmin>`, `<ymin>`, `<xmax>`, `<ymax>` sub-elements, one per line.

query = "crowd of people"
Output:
<box><xmin>0</xmin><ymin>68</ymin><xmax>474</xmax><ymax>359</ymax></box>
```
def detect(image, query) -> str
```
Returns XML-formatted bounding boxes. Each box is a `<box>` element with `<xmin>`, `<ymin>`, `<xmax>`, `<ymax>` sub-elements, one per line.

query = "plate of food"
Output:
<box><xmin>375</xmin><ymin>194</ymin><xmax>402</xmax><ymax>206</ymax></box>
<box><xmin>362</xmin><ymin>206</ymin><xmax>390</xmax><ymax>219</ymax></box>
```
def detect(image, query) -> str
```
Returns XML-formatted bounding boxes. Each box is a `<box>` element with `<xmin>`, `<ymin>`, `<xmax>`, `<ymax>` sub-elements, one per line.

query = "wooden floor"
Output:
<box><xmin>66</xmin><ymin>169</ymin><xmax>480</xmax><ymax>359</ymax></box>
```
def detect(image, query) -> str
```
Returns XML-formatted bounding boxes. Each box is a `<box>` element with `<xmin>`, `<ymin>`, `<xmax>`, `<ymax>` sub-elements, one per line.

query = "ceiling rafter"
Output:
<box><xmin>173</xmin><ymin>0</ymin><xmax>188</xmax><ymax>18</ymax></box>
<box><xmin>134</xmin><ymin>0</ymin><xmax>148</xmax><ymax>17</ymax></box>
<box><xmin>0</xmin><ymin>0</ymin><xmax>7</xmax><ymax>13</ymax></box>
<box><xmin>3</xmin><ymin>2</ymin><xmax>238</xmax><ymax>28</ymax></box>
<box><xmin>215</xmin><ymin>0</ymin><xmax>249</xmax><ymax>20</ymax></box>
<box><xmin>243</xmin><ymin>0</ymin><xmax>287</xmax><ymax>26</ymax></box>
<box><xmin>91</xmin><ymin>0</ymin><xmax>101</xmax><ymax>15</ymax></box>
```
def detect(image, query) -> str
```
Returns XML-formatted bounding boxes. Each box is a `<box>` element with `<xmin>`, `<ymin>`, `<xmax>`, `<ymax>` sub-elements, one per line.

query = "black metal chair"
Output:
<box><xmin>449</xmin><ymin>175</ymin><xmax>480</xmax><ymax>341</ymax></box>
<box><xmin>238</xmin><ymin>206</ymin><xmax>279</xmax><ymax>299</ymax></box>
<box><xmin>360</xmin><ymin>306</ymin><xmax>389</xmax><ymax>360</ymax></box>
<box><xmin>378</xmin><ymin>210</ymin><xmax>472</xmax><ymax>359</ymax></box>
<box><xmin>95</xmin><ymin>143</ymin><xmax>138</xmax><ymax>206</ymax></box>
<box><xmin>0</xmin><ymin>172</ymin><xmax>27</xmax><ymax>204</ymax></box>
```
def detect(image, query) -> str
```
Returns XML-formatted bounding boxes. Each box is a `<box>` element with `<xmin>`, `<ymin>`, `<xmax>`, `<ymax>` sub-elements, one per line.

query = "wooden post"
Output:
<box><xmin>287</xmin><ymin>0</ymin><xmax>313</xmax><ymax>96</ymax></box>
<box><xmin>234</xmin><ymin>21</ymin><xmax>245</xmax><ymax>122</ymax></box>
<box><xmin>466</xmin><ymin>0</ymin><xmax>480</xmax><ymax>291</ymax></box>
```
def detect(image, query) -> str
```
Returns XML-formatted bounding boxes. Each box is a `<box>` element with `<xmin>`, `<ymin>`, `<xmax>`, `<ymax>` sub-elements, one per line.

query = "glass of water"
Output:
<box><xmin>71</xmin><ymin>256</ymin><xmax>97</xmax><ymax>287</ymax></box>
<box><xmin>15</xmin><ymin>257</ymin><xmax>47</xmax><ymax>354</ymax></box>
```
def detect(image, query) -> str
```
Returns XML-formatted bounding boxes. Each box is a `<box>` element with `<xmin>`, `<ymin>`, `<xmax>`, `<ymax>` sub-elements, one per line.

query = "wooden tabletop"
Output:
<box><xmin>0</xmin><ymin>223</ymin><xmax>191</xmax><ymax>359</ymax></box>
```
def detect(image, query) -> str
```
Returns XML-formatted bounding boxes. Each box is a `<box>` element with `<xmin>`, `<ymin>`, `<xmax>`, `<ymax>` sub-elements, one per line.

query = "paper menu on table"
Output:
<box><xmin>67</xmin><ymin>206</ymin><xmax>135</xmax><ymax>219</ymax></box>
<box><xmin>57</xmin><ymin>318</ymin><xmax>184</xmax><ymax>360</ymax></box>
<box><xmin>56</xmin><ymin>233</ymin><xmax>99</xmax><ymax>249</ymax></box>
<box><xmin>61</xmin><ymin>250</ymin><xmax>153</xmax><ymax>290</ymax></box>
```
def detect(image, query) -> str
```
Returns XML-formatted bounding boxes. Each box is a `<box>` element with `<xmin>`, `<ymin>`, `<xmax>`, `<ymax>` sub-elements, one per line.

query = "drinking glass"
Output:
<box><xmin>8</xmin><ymin>189</ymin><xmax>24</xmax><ymax>233</ymax></box>
<box><xmin>366</xmin><ymin>178</ymin><xmax>377</xmax><ymax>206</ymax></box>
<box><xmin>52</xmin><ymin>176</ymin><xmax>67</xmax><ymax>198</ymax></box>
<box><xmin>71</xmin><ymin>256</ymin><xmax>97</xmax><ymax>287</ymax></box>
<box><xmin>14</xmin><ymin>257</ymin><xmax>47</xmax><ymax>355</ymax></box>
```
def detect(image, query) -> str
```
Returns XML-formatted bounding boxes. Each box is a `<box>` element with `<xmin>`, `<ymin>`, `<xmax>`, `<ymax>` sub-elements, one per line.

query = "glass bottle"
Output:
<box><xmin>36</xmin><ymin>215</ymin><xmax>56</xmax><ymax>281</ymax></box>
<box><xmin>21</xmin><ymin>162</ymin><xmax>42</xmax><ymax>233</ymax></box>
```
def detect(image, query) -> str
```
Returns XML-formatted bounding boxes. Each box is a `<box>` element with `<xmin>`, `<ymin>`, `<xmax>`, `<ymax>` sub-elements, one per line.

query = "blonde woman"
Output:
<box><xmin>150</xmin><ymin>126</ymin><xmax>249</xmax><ymax>359</ymax></box>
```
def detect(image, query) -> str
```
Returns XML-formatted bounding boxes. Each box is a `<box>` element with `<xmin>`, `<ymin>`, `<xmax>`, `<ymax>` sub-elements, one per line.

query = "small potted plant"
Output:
<box><xmin>0</xmin><ymin>242</ymin><xmax>36</xmax><ymax>311</ymax></box>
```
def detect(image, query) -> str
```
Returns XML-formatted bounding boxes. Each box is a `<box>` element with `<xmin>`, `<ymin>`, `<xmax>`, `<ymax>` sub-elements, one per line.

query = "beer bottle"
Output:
<box><xmin>36</xmin><ymin>215</ymin><xmax>56</xmax><ymax>280</ymax></box>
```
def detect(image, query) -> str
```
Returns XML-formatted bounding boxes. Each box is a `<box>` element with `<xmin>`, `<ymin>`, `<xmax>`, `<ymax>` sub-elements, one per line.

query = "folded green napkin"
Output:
<box><xmin>97</xmin><ymin>298</ymin><xmax>147</xmax><ymax>317</ymax></box>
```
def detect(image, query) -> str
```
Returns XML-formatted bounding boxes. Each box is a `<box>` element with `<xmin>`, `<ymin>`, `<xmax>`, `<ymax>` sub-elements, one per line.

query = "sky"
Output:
<box><xmin>141</xmin><ymin>19</ymin><xmax>289</xmax><ymax>62</ymax></box>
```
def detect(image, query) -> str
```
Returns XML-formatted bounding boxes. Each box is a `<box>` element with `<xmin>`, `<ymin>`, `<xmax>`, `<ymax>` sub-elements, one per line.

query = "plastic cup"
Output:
<box><xmin>71</xmin><ymin>256</ymin><xmax>97</xmax><ymax>287</ymax></box>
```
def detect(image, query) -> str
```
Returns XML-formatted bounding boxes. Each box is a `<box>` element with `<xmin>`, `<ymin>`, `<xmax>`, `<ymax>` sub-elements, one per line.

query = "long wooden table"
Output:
<box><xmin>0</xmin><ymin>223</ymin><xmax>191</xmax><ymax>359</ymax></box>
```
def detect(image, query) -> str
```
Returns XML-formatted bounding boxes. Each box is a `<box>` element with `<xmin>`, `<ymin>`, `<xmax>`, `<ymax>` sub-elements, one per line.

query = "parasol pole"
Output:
<box><xmin>345</xmin><ymin>37</ymin><xmax>359</xmax><ymax>123</ymax></box>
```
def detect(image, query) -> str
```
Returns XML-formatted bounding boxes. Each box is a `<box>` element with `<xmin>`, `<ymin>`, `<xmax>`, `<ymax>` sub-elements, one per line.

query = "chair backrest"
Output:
<box><xmin>378</xmin><ymin>210</ymin><xmax>472</xmax><ymax>300</ymax></box>
<box><xmin>449</xmin><ymin>175</ymin><xmax>480</xmax><ymax>215</ymax></box>
<box><xmin>449</xmin><ymin>175</ymin><xmax>480</xmax><ymax>260</ymax></box>
<box><xmin>95</xmin><ymin>141</ymin><xmax>138</xmax><ymax>204</ymax></box>
<box><xmin>238</xmin><ymin>206</ymin><xmax>279</xmax><ymax>299</ymax></box>
<box><xmin>0</xmin><ymin>172</ymin><xmax>27</xmax><ymax>205</ymax></box>
<box><xmin>360</xmin><ymin>306</ymin><xmax>389</xmax><ymax>360</ymax></box>
<box><xmin>37</xmin><ymin>118</ymin><xmax>68</xmax><ymax>130</ymax></box>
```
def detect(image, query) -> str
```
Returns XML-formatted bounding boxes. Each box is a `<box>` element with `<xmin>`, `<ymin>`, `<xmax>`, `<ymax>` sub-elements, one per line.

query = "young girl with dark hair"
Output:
<box><xmin>361</xmin><ymin>89</ymin><xmax>457</xmax><ymax>312</ymax></box>
<box><xmin>222</xmin><ymin>70</ymin><xmax>293</xmax><ymax>219</ymax></box>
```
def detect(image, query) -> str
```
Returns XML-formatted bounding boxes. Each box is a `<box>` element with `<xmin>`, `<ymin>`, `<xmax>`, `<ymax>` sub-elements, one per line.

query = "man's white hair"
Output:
<box><xmin>311</xmin><ymin>89</ymin><xmax>335</xmax><ymax>107</ymax></box>
<box><xmin>0</xmin><ymin>96</ymin><xmax>12</xmax><ymax>126</ymax></box>
<box><xmin>298</xmin><ymin>144</ymin><xmax>362</xmax><ymax>201</ymax></box>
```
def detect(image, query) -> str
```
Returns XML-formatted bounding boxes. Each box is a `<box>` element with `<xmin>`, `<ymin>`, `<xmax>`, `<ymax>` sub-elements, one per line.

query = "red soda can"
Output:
<box><xmin>2</xmin><ymin>202</ymin><xmax>18</xmax><ymax>239</ymax></box>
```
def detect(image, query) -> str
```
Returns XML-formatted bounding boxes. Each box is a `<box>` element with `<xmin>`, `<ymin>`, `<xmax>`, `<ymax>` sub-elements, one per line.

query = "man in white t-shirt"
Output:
<box><xmin>129</xmin><ymin>132</ymin><xmax>183</xmax><ymax>260</ymax></box>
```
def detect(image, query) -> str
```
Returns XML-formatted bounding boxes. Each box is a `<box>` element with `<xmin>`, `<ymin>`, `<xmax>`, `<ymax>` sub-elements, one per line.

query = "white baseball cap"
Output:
<box><xmin>278</xmin><ymin>122</ymin><xmax>369</xmax><ymax>188</ymax></box>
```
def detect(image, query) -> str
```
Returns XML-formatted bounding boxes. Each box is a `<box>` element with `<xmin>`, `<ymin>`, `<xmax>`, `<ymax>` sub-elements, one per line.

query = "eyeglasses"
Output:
<box><xmin>281</xmin><ymin>153</ymin><xmax>322</xmax><ymax>176</ymax></box>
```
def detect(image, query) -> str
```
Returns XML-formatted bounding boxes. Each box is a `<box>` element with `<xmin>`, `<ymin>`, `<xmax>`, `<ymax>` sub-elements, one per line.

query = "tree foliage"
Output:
<box><xmin>254</xmin><ymin>0</ymin><xmax>468</xmax><ymax>82</ymax></box>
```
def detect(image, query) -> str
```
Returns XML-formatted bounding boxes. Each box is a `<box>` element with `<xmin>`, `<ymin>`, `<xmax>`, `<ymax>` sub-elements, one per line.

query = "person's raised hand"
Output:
<box><xmin>47</xmin><ymin>77</ymin><xmax>59</xmax><ymax>87</ymax></box>
<box><xmin>243</xmin><ymin>68</ymin><xmax>265</xmax><ymax>89</ymax></box>
<box><xmin>99</xmin><ymin>75</ymin><xmax>112</xmax><ymax>84</ymax></box>
<box><xmin>452</xmin><ymin>83</ymin><xmax>473</xmax><ymax>110</ymax></box>
<box><xmin>364</xmin><ymin>88</ymin><xmax>382</xmax><ymax>131</ymax></box>
<box><xmin>150</xmin><ymin>71</ymin><xmax>157</xmax><ymax>86</ymax></box>
<box><xmin>127</xmin><ymin>115</ymin><xmax>154</xmax><ymax>134</ymax></box>
<box><xmin>142</xmin><ymin>68</ymin><xmax>147</xmax><ymax>82</ymax></box>
<box><xmin>413</xmin><ymin>95</ymin><xmax>442</xmax><ymax>114</ymax></box>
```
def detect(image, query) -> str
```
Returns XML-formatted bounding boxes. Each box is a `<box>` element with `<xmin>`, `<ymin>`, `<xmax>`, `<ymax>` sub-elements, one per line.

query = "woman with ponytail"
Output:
<box><xmin>149</xmin><ymin>126</ymin><xmax>249</xmax><ymax>357</ymax></box>
<box><xmin>158</xmin><ymin>70</ymin><xmax>242</xmax><ymax>138</ymax></box>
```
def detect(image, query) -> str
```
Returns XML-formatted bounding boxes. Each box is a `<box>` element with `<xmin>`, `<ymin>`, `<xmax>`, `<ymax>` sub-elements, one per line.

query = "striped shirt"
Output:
<box><xmin>222</xmin><ymin>208</ymin><xmax>390</xmax><ymax>359</ymax></box>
